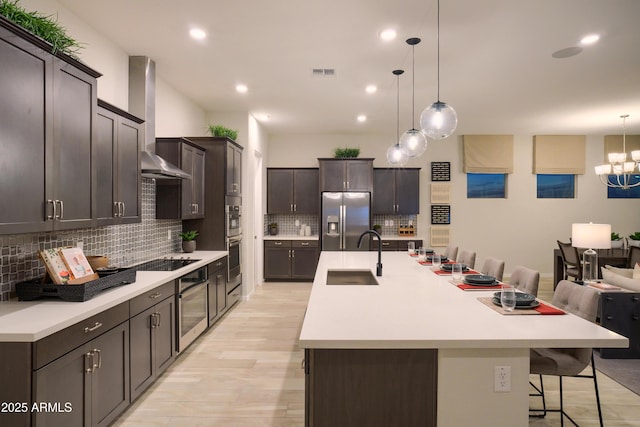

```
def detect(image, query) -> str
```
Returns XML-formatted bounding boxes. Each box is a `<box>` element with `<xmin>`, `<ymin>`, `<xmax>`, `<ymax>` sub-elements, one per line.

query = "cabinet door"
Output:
<box><xmin>372</xmin><ymin>169</ymin><xmax>395</xmax><ymax>214</ymax></box>
<box><xmin>345</xmin><ymin>160</ymin><xmax>373</xmax><ymax>191</ymax></box>
<box><xmin>116</xmin><ymin>118</ymin><xmax>142</xmax><ymax>223</ymax></box>
<box><xmin>264</xmin><ymin>242</ymin><xmax>292</xmax><ymax>279</ymax></box>
<box><xmin>129</xmin><ymin>307</ymin><xmax>154</xmax><ymax>401</ymax></box>
<box><xmin>217</xmin><ymin>269</ymin><xmax>228</xmax><ymax>316</ymax></box>
<box><xmin>94</xmin><ymin>108</ymin><xmax>117</xmax><ymax>225</ymax></box>
<box><xmin>0</xmin><ymin>30</ymin><xmax>53</xmax><ymax>234</ymax></box>
<box><xmin>395</xmin><ymin>169</ymin><xmax>420</xmax><ymax>214</ymax></box>
<box><xmin>52</xmin><ymin>61</ymin><xmax>96</xmax><ymax>230</ymax></box>
<box><xmin>191</xmin><ymin>147</ymin><xmax>205</xmax><ymax>218</ymax></box>
<box><xmin>319</xmin><ymin>160</ymin><xmax>346</xmax><ymax>191</ymax></box>
<box><xmin>154</xmin><ymin>296</ymin><xmax>176</xmax><ymax>376</ymax></box>
<box><xmin>293</xmin><ymin>169</ymin><xmax>319</xmax><ymax>214</ymax></box>
<box><xmin>226</xmin><ymin>145</ymin><xmax>242</xmax><ymax>197</ymax></box>
<box><xmin>181</xmin><ymin>144</ymin><xmax>196</xmax><ymax>218</ymax></box>
<box><xmin>91</xmin><ymin>322</ymin><xmax>130</xmax><ymax>427</ymax></box>
<box><xmin>291</xmin><ymin>244</ymin><xmax>319</xmax><ymax>280</ymax></box>
<box><xmin>267</xmin><ymin>169</ymin><xmax>294</xmax><ymax>213</ymax></box>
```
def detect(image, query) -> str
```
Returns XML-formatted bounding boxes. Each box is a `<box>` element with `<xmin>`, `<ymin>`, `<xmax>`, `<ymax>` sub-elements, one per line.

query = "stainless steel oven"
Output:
<box><xmin>226</xmin><ymin>196</ymin><xmax>242</xmax><ymax>237</ymax></box>
<box><xmin>227</xmin><ymin>235</ymin><xmax>242</xmax><ymax>288</ymax></box>
<box><xmin>176</xmin><ymin>266</ymin><xmax>208</xmax><ymax>352</ymax></box>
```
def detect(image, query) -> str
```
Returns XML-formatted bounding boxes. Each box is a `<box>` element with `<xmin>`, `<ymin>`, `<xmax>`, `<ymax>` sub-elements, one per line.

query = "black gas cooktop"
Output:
<box><xmin>132</xmin><ymin>258</ymin><xmax>200</xmax><ymax>271</ymax></box>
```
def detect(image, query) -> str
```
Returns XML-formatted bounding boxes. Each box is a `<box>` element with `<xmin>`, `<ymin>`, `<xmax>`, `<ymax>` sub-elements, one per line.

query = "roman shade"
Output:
<box><xmin>533</xmin><ymin>135</ymin><xmax>586</xmax><ymax>174</ymax></box>
<box><xmin>603</xmin><ymin>135</ymin><xmax>640</xmax><ymax>162</ymax></box>
<box><xmin>463</xmin><ymin>135</ymin><xmax>514</xmax><ymax>173</ymax></box>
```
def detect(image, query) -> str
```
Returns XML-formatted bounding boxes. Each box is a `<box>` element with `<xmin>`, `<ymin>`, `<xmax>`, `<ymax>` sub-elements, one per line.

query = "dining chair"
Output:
<box><xmin>557</xmin><ymin>240</ymin><xmax>582</xmax><ymax>282</ymax></box>
<box><xmin>480</xmin><ymin>257</ymin><xmax>505</xmax><ymax>281</ymax></box>
<box><xmin>529</xmin><ymin>280</ymin><xmax>603</xmax><ymax>427</ymax></box>
<box><xmin>508</xmin><ymin>265</ymin><xmax>539</xmax><ymax>296</ymax></box>
<box><xmin>443</xmin><ymin>245</ymin><xmax>458</xmax><ymax>261</ymax></box>
<box><xmin>628</xmin><ymin>245</ymin><xmax>640</xmax><ymax>269</ymax></box>
<box><xmin>457</xmin><ymin>249</ymin><xmax>476</xmax><ymax>269</ymax></box>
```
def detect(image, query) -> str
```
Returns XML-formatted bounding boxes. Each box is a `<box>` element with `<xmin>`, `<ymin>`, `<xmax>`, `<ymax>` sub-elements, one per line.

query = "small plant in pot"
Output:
<box><xmin>333</xmin><ymin>147</ymin><xmax>360</xmax><ymax>158</ymax></box>
<box><xmin>268</xmin><ymin>223</ymin><xmax>278</xmax><ymax>236</ymax></box>
<box><xmin>629</xmin><ymin>232</ymin><xmax>640</xmax><ymax>248</ymax></box>
<box><xmin>180</xmin><ymin>230</ymin><xmax>199</xmax><ymax>253</ymax></box>
<box><xmin>611</xmin><ymin>232</ymin><xmax>624</xmax><ymax>249</ymax></box>
<box><xmin>207</xmin><ymin>124</ymin><xmax>238</xmax><ymax>141</ymax></box>
<box><xmin>372</xmin><ymin>224</ymin><xmax>382</xmax><ymax>235</ymax></box>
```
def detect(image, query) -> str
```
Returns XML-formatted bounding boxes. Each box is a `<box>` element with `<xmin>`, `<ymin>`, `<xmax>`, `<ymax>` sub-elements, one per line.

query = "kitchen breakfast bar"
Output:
<box><xmin>299</xmin><ymin>252</ymin><xmax>628</xmax><ymax>427</ymax></box>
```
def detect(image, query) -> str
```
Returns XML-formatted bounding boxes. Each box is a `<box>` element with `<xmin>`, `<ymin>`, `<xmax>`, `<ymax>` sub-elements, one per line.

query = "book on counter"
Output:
<box><xmin>39</xmin><ymin>247</ymin><xmax>97</xmax><ymax>284</ymax></box>
<box><xmin>38</xmin><ymin>247</ymin><xmax>73</xmax><ymax>284</ymax></box>
<box><xmin>587</xmin><ymin>281</ymin><xmax>622</xmax><ymax>291</ymax></box>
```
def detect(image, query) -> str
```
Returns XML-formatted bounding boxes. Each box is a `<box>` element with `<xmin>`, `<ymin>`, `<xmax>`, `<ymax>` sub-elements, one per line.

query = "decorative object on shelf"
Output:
<box><xmin>431</xmin><ymin>205</ymin><xmax>451</xmax><ymax>225</ymax></box>
<box><xmin>398</xmin><ymin>225</ymin><xmax>415</xmax><ymax>236</ymax></box>
<box><xmin>420</xmin><ymin>0</ymin><xmax>458</xmax><ymax>140</ymax></box>
<box><xmin>0</xmin><ymin>0</ymin><xmax>82</xmax><ymax>57</ymax></box>
<box><xmin>431</xmin><ymin>161</ymin><xmax>451</xmax><ymax>181</ymax></box>
<box><xmin>207</xmin><ymin>124</ymin><xmax>238</xmax><ymax>141</ymax></box>
<box><xmin>386</xmin><ymin>69</ymin><xmax>409</xmax><ymax>167</ymax></box>
<box><xmin>333</xmin><ymin>147</ymin><xmax>360</xmax><ymax>158</ymax></box>
<box><xmin>629</xmin><ymin>231</ymin><xmax>640</xmax><ymax>248</ymax></box>
<box><xmin>595</xmin><ymin>115</ymin><xmax>640</xmax><ymax>189</ymax></box>
<box><xmin>268</xmin><ymin>222</ymin><xmax>278</xmax><ymax>236</ymax></box>
<box><xmin>611</xmin><ymin>232</ymin><xmax>624</xmax><ymax>249</ymax></box>
<box><xmin>180</xmin><ymin>230</ymin><xmax>199</xmax><ymax>253</ymax></box>
<box><xmin>373</xmin><ymin>224</ymin><xmax>382</xmax><ymax>235</ymax></box>
<box><xmin>572</xmin><ymin>223</ymin><xmax>611</xmax><ymax>282</ymax></box>
<box><xmin>399</xmin><ymin>37</ymin><xmax>427</xmax><ymax>157</ymax></box>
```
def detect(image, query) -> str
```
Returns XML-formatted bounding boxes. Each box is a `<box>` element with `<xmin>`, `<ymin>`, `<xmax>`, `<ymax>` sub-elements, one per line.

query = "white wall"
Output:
<box><xmin>267</xmin><ymin>132</ymin><xmax>640</xmax><ymax>277</ymax></box>
<box><xmin>155</xmin><ymin>78</ymin><xmax>206</xmax><ymax>137</ymax></box>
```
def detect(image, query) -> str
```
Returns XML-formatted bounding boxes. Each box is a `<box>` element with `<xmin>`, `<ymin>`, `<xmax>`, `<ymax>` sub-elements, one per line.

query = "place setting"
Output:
<box><xmin>450</xmin><ymin>272</ymin><xmax>502</xmax><ymax>290</ymax></box>
<box><xmin>476</xmin><ymin>284</ymin><xmax>565</xmax><ymax>315</ymax></box>
<box><xmin>432</xmin><ymin>259</ymin><xmax>479</xmax><ymax>275</ymax></box>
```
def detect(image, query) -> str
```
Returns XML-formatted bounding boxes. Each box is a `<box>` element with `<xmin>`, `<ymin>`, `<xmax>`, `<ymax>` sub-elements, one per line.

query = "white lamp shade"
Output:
<box><xmin>608</xmin><ymin>152</ymin><xmax>627</xmax><ymax>163</ymax></box>
<box><xmin>571</xmin><ymin>223</ymin><xmax>611</xmax><ymax>249</ymax></box>
<box><xmin>594</xmin><ymin>164</ymin><xmax>611</xmax><ymax>175</ymax></box>
<box><xmin>632</xmin><ymin>150</ymin><xmax>640</xmax><ymax>161</ymax></box>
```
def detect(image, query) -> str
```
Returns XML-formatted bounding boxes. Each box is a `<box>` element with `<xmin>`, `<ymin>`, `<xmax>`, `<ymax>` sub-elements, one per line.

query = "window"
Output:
<box><xmin>607</xmin><ymin>174</ymin><xmax>640</xmax><ymax>198</ymax></box>
<box><xmin>537</xmin><ymin>174</ymin><xmax>575</xmax><ymax>198</ymax></box>
<box><xmin>467</xmin><ymin>173</ymin><xmax>506</xmax><ymax>198</ymax></box>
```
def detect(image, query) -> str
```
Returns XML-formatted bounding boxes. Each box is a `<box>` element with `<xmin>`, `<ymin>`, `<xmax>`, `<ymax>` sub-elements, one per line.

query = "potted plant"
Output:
<box><xmin>268</xmin><ymin>223</ymin><xmax>278</xmax><ymax>236</ymax></box>
<box><xmin>207</xmin><ymin>124</ymin><xmax>238</xmax><ymax>141</ymax></box>
<box><xmin>611</xmin><ymin>232</ymin><xmax>624</xmax><ymax>249</ymax></box>
<box><xmin>372</xmin><ymin>224</ymin><xmax>382</xmax><ymax>235</ymax></box>
<box><xmin>629</xmin><ymin>232</ymin><xmax>640</xmax><ymax>248</ymax></box>
<box><xmin>180</xmin><ymin>230</ymin><xmax>199</xmax><ymax>253</ymax></box>
<box><xmin>333</xmin><ymin>147</ymin><xmax>360</xmax><ymax>158</ymax></box>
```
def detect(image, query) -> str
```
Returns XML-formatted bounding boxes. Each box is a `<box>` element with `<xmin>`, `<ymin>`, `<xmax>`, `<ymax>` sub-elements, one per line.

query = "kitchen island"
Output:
<box><xmin>299</xmin><ymin>251</ymin><xmax>628</xmax><ymax>427</ymax></box>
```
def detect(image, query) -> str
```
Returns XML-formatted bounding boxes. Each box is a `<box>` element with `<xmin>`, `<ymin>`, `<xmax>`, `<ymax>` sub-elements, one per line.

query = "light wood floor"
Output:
<box><xmin>113</xmin><ymin>279</ymin><xmax>640</xmax><ymax>427</ymax></box>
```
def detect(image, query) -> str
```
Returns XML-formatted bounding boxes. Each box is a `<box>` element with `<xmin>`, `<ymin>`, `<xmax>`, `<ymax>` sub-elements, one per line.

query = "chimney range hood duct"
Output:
<box><xmin>129</xmin><ymin>56</ymin><xmax>191</xmax><ymax>179</ymax></box>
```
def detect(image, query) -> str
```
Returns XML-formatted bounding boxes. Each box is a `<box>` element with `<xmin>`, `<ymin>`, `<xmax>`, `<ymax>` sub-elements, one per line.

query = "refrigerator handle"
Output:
<box><xmin>340</xmin><ymin>204</ymin><xmax>345</xmax><ymax>250</ymax></box>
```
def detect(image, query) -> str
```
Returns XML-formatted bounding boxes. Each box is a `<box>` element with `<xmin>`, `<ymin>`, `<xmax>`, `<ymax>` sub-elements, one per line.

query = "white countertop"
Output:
<box><xmin>0</xmin><ymin>251</ymin><xmax>227</xmax><ymax>342</ymax></box>
<box><xmin>299</xmin><ymin>251</ymin><xmax>628</xmax><ymax>350</ymax></box>
<box><xmin>263</xmin><ymin>235</ymin><xmax>319</xmax><ymax>240</ymax></box>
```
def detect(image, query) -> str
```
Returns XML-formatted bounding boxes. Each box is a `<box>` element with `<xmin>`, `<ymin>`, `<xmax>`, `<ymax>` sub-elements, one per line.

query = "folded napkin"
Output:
<box><xmin>418</xmin><ymin>260</ymin><xmax>455</xmax><ymax>266</ymax></box>
<box><xmin>409</xmin><ymin>253</ymin><xmax>418</xmax><ymax>257</ymax></box>
<box><xmin>456</xmin><ymin>283</ymin><xmax>501</xmax><ymax>291</ymax></box>
<box><xmin>533</xmin><ymin>302</ymin><xmax>565</xmax><ymax>315</ymax></box>
<box><xmin>434</xmin><ymin>268</ymin><xmax>478</xmax><ymax>275</ymax></box>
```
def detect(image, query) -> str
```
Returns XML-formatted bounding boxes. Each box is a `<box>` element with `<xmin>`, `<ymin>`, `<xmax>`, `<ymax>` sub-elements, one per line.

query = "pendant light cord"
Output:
<box><xmin>436</xmin><ymin>0</ymin><xmax>441</xmax><ymax>102</ymax></box>
<box><xmin>411</xmin><ymin>44</ymin><xmax>416</xmax><ymax>128</ymax></box>
<box><xmin>622</xmin><ymin>114</ymin><xmax>628</xmax><ymax>153</ymax></box>
<box><xmin>396</xmin><ymin>71</ymin><xmax>400</xmax><ymax>142</ymax></box>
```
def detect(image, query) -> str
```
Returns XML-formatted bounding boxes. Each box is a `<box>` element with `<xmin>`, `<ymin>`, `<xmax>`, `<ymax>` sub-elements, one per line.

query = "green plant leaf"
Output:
<box><xmin>179</xmin><ymin>230</ymin><xmax>199</xmax><ymax>241</ymax></box>
<box><xmin>208</xmin><ymin>124</ymin><xmax>238</xmax><ymax>141</ymax></box>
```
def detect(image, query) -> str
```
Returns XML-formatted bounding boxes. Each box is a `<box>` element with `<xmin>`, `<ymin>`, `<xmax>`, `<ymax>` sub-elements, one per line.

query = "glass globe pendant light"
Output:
<box><xmin>420</xmin><ymin>0</ymin><xmax>458</xmax><ymax>140</ymax></box>
<box><xmin>387</xmin><ymin>69</ymin><xmax>409</xmax><ymax>167</ymax></box>
<box><xmin>400</xmin><ymin>37</ymin><xmax>427</xmax><ymax>157</ymax></box>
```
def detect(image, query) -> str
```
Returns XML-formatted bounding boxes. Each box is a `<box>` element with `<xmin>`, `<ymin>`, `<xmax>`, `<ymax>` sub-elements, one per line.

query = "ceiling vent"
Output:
<box><xmin>312</xmin><ymin>68</ymin><xmax>336</xmax><ymax>78</ymax></box>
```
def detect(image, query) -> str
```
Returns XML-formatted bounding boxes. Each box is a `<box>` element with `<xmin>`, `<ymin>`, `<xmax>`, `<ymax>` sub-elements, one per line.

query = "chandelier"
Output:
<box><xmin>594</xmin><ymin>114</ymin><xmax>640</xmax><ymax>189</ymax></box>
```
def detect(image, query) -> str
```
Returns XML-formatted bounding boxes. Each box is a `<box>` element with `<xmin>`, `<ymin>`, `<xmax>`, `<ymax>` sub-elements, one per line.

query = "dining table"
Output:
<box><xmin>553</xmin><ymin>247</ymin><xmax>629</xmax><ymax>288</ymax></box>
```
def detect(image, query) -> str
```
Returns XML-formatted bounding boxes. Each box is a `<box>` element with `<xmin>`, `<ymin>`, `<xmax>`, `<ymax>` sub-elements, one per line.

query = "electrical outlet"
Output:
<box><xmin>295</xmin><ymin>220</ymin><xmax>300</xmax><ymax>227</ymax></box>
<box><xmin>76</xmin><ymin>240</ymin><xmax>83</xmax><ymax>250</ymax></box>
<box><xmin>494</xmin><ymin>366</ymin><xmax>511</xmax><ymax>392</ymax></box>
<box><xmin>168</xmin><ymin>230</ymin><xmax>171</xmax><ymax>241</ymax></box>
<box><xmin>384</xmin><ymin>220</ymin><xmax>389</xmax><ymax>226</ymax></box>
<box><xmin>408</xmin><ymin>219</ymin><xmax>413</xmax><ymax>226</ymax></box>
<box><xmin>389</xmin><ymin>220</ymin><xmax>394</xmax><ymax>226</ymax></box>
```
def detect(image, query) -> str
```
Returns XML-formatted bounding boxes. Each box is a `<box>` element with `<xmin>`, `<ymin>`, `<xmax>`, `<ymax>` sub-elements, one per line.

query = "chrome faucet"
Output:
<box><xmin>357</xmin><ymin>230</ymin><xmax>382</xmax><ymax>276</ymax></box>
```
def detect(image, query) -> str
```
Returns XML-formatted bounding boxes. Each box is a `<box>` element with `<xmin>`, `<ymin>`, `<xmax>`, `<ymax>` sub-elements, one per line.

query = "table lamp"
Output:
<box><xmin>571</xmin><ymin>223</ymin><xmax>611</xmax><ymax>282</ymax></box>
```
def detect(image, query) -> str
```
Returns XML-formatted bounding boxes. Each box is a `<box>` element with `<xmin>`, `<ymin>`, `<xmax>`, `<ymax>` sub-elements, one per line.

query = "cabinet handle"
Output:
<box><xmin>291</xmin><ymin>204</ymin><xmax>293</xmax><ymax>212</ymax></box>
<box><xmin>156</xmin><ymin>312</ymin><xmax>162</xmax><ymax>327</ymax></box>
<box><xmin>632</xmin><ymin>296</ymin><xmax>639</xmax><ymax>302</ymax></box>
<box><xmin>301</xmin><ymin>242</ymin><xmax>309</xmax><ymax>246</ymax></box>
<box><xmin>113</xmin><ymin>202</ymin><xmax>119</xmax><ymax>217</ymax></box>
<box><xmin>343</xmin><ymin>181</ymin><xmax>346</xmax><ymax>189</ymax></box>
<box><xmin>84</xmin><ymin>321</ymin><xmax>103</xmax><ymax>333</ymax></box>
<box><xmin>632</xmin><ymin>315</ymin><xmax>639</xmax><ymax>321</ymax></box>
<box><xmin>92</xmin><ymin>349</ymin><xmax>102</xmax><ymax>370</ymax></box>
<box><xmin>149</xmin><ymin>292</ymin><xmax>162</xmax><ymax>299</ymax></box>
<box><xmin>382</xmin><ymin>242</ymin><xmax>391</xmax><ymax>246</ymax></box>
<box><xmin>215</xmin><ymin>262</ymin><xmax>223</xmax><ymax>267</ymax></box>
<box><xmin>57</xmin><ymin>200</ymin><xmax>64</xmax><ymax>219</ymax></box>
<box><xmin>288</xmin><ymin>249</ymin><xmax>292</xmax><ymax>258</ymax></box>
<box><xmin>274</xmin><ymin>241</ymin><xmax>282</xmax><ymax>245</ymax></box>
<box><xmin>46</xmin><ymin>199</ymin><xmax>56</xmax><ymax>220</ymax></box>
<box><xmin>121</xmin><ymin>202</ymin><xmax>125</xmax><ymax>217</ymax></box>
<box><xmin>85</xmin><ymin>352</ymin><xmax>94</xmax><ymax>373</ymax></box>
<box><xmin>294</xmin><ymin>204</ymin><xmax>297</xmax><ymax>212</ymax></box>
<box><xmin>292</xmin><ymin>250</ymin><xmax>295</xmax><ymax>258</ymax></box>
<box><xmin>606</xmin><ymin>315</ymin><xmax>614</xmax><ymax>320</ymax></box>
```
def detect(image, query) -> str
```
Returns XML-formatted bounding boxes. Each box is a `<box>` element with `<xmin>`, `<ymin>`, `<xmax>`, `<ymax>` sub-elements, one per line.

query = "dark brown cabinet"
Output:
<box><xmin>95</xmin><ymin>100</ymin><xmax>143</xmax><ymax>226</ymax></box>
<box><xmin>129</xmin><ymin>281</ymin><xmax>176</xmax><ymax>401</ymax></box>
<box><xmin>318</xmin><ymin>159</ymin><xmax>374</xmax><ymax>192</ymax></box>
<box><xmin>372</xmin><ymin>168</ymin><xmax>420</xmax><ymax>215</ymax></box>
<box><xmin>267</xmin><ymin>168</ymin><xmax>319</xmax><ymax>214</ymax></box>
<box><xmin>226</xmin><ymin>143</ymin><xmax>242</xmax><ymax>197</ymax></box>
<box><xmin>0</xmin><ymin>19</ymin><xmax>100</xmax><ymax>235</ymax></box>
<box><xmin>208</xmin><ymin>257</ymin><xmax>228</xmax><ymax>326</ymax></box>
<box><xmin>599</xmin><ymin>292</ymin><xmax>640</xmax><ymax>358</ymax></box>
<box><xmin>264</xmin><ymin>240</ymin><xmax>319</xmax><ymax>281</ymax></box>
<box><xmin>155</xmin><ymin>138</ymin><xmax>206</xmax><ymax>220</ymax></box>
<box><xmin>370</xmin><ymin>239</ymin><xmax>423</xmax><ymax>252</ymax></box>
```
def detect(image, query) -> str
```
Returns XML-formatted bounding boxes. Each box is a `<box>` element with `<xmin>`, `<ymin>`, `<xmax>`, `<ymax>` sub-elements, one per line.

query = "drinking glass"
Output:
<box><xmin>500</xmin><ymin>283</ymin><xmax>516</xmax><ymax>312</ymax></box>
<box><xmin>451</xmin><ymin>263</ymin><xmax>463</xmax><ymax>282</ymax></box>
<box><xmin>418</xmin><ymin>247</ymin><xmax>426</xmax><ymax>261</ymax></box>
<box><xmin>407</xmin><ymin>241</ymin><xmax>415</xmax><ymax>255</ymax></box>
<box><xmin>432</xmin><ymin>254</ymin><xmax>441</xmax><ymax>270</ymax></box>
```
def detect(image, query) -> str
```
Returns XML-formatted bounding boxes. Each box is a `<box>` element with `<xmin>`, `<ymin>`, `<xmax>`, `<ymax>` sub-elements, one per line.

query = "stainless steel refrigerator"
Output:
<box><xmin>321</xmin><ymin>192</ymin><xmax>371</xmax><ymax>251</ymax></box>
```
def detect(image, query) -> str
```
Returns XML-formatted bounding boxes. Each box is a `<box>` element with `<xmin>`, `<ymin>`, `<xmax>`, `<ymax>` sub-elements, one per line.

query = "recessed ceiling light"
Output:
<box><xmin>365</xmin><ymin>85</ymin><xmax>377</xmax><ymax>94</ymax></box>
<box><xmin>235</xmin><ymin>84</ymin><xmax>248</xmax><ymax>93</ymax></box>
<box><xmin>189</xmin><ymin>28</ymin><xmax>207</xmax><ymax>40</ymax></box>
<box><xmin>357</xmin><ymin>115</ymin><xmax>367</xmax><ymax>123</ymax></box>
<box><xmin>379</xmin><ymin>28</ymin><xmax>397</xmax><ymax>41</ymax></box>
<box><xmin>580</xmin><ymin>34</ymin><xmax>600</xmax><ymax>45</ymax></box>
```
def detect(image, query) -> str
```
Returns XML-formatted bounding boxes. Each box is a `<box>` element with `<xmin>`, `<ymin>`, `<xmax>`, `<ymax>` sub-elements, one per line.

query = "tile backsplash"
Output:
<box><xmin>0</xmin><ymin>179</ymin><xmax>182</xmax><ymax>301</ymax></box>
<box><xmin>263</xmin><ymin>214</ymin><xmax>417</xmax><ymax>237</ymax></box>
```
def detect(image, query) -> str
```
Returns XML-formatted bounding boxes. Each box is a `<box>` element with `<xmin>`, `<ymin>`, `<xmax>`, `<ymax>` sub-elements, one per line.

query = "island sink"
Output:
<box><xmin>326</xmin><ymin>269</ymin><xmax>379</xmax><ymax>286</ymax></box>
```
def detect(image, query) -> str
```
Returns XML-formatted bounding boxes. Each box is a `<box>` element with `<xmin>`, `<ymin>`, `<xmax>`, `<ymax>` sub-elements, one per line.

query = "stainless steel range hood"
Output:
<box><xmin>129</xmin><ymin>56</ymin><xmax>191</xmax><ymax>180</ymax></box>
<box><xmin>140</xmin><ymin>151</ymin><xmax>192</xmax><ymax>179</ymax></box>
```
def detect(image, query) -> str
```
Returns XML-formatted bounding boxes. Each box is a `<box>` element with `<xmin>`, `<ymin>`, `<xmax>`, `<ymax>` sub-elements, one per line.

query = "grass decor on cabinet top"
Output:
<box><xmin>333</xmin><ymin>147</ymin><xmax>360</xmax><ymax>158</ymax></box>
<box><xmin>0</xmin><ymin>0</ymin><xmax>82</xmax><ymax>57</ymax></box>
<box><xmin>208</xmin><ymin>124</ymin><xmax>238</xmax><ymax>141</ymax></box>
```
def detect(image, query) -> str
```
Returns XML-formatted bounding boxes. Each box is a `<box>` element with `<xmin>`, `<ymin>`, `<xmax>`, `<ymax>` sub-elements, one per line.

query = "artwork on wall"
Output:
<box><xmin>431</xmin><ymin>205</ymin><xmax>451</xmax><ymax>225</ymax></box>
<box><xmin>430</xmin><ymin>183</ymin><xmax>450</xmax><ymax>204</ymax></box>
<box><xmin>430</xmin><ymin>225</ymin><xmax>450</xmax><ymax>247</ymax></box>
<box><xmin>431</xmin><ymin>161</ymin><xmax>451</xmax><ymax>181</ymax></box>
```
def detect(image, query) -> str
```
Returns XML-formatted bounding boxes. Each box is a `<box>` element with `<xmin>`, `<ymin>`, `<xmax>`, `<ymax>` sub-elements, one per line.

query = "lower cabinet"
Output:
<box><xmin>599</xmin><ymin>292</ymin><xmax>640</xmax><ymax>359</ymax></box>
<box><xmin>129</xmin><ymin>281</ymin><xmax>176</xmax><ymax>401</ymax></box>
<box><xmin>264</xmin><ymin>240</ymin><xmax>319</xmax><ymax>281</ymax></box>
<box><xmin>33</xmin><ymin>321</ymin><xmax>130</xmax><ymax>427</ymax></box>
<box><xmin>208</xmin><ymin>257</ymin><xmax>228</xmax><ymax>326</ymax></box>
<box><xmin>370</xmin><ymin>239</ymin><xmax>423</xmax><ymax>252</ymax></box>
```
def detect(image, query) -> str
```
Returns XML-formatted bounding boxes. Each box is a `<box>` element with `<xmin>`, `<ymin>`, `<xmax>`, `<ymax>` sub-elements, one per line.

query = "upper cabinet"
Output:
<box><xmin>95</xmin><ymin>100</ymin><xmax>143</xmax><ymax>226</ymax></box>
<box><xmin>318</xmin><ymin>159</ymin><xmax>373</xmax><ymax>192</ymax></box>
<box><xmin>0</xmin><ymin>18</ymin><xmax>101</xmax><ymax>235</ymax></box>
<box><xmin>226</xmin><ymin>142</ymin><xmax>242</xmax><ymax>197</ymax></box>
<box><xmin>372</xmin><ymin>168</ymin><xmax>421</xmax><ymax>215</ymax></box>
<box><xmin>155</xmin><ymin>138</ymin><xmax>206</xmax><ymax>220</ymax></box>
<box><xmin>267</xmin><ymin>168</ymin><xmax>319</xmax><ymax>214</ymax></box>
